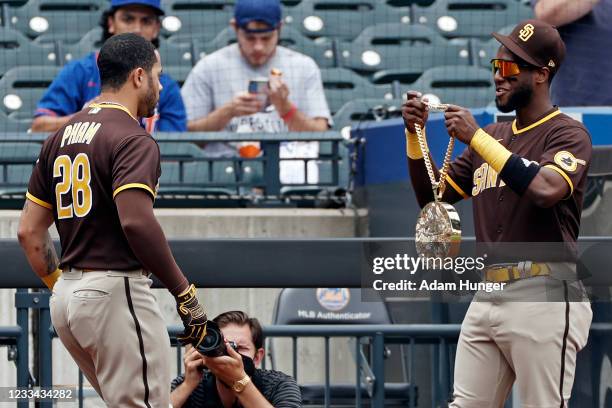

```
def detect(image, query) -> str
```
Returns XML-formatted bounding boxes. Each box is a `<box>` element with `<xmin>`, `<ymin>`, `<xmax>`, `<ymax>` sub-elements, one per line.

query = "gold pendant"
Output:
<box><xmin>415</xmin><ymin>201</ymin><xmax>461</xmax><ymax>258</ymax></box>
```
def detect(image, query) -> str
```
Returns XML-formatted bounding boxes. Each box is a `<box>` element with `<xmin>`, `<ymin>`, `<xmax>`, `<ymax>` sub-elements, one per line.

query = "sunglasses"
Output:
<box><xmin>490</xmin><ymin>59</ymin><xmax>535</xmax><ymax>77</ymax></box>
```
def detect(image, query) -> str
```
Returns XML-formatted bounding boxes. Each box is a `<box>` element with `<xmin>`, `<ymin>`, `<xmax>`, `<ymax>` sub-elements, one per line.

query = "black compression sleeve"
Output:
<box><xmin>499</xmin><ymin>153</ymin><xmax>541</xmax><ymax>195</ymax></box>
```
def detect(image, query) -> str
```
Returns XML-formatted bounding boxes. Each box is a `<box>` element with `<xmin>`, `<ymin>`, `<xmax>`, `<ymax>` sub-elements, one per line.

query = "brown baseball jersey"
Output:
<box><xmin>444</xmin><ymin>108</ymin><xmax>591</xmax><ymax>242</ymax></box>
<box><xmin>26</xmin><ymin>102</ymin><xmax>161</xmax><ymax>270</ymax></box>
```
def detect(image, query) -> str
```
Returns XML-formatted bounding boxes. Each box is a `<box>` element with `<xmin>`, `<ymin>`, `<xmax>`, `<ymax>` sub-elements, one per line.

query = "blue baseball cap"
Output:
<box><xmin>110</xmin><ymin>0</ymin><xmax>164</xmax><ymax>15</ymax></box>
<box><xmin>234</xmin><ymin>0</ymin><xmax>282</xmax><ymax>33</ymax></box>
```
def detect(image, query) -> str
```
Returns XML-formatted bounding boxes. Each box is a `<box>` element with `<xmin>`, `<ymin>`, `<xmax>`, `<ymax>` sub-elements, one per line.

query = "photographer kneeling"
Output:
<box><xmin>171</xmin><ymin>311</ymin><xmax>302</xmax><ymax>408</ymax></box>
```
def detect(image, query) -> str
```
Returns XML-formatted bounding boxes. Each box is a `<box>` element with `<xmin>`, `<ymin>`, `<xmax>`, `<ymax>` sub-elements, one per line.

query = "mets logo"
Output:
<box><xmin>316</xmin><ymin>288</ymin><xmax>350</xmax><ymax>311</ymax></box>
<box><xmin>554</xmin><ymin>151</ymin><xmax>586</xmax><ymax>172</ymax></box>
<box><xmin>519</xmin><ymin>23</ymin><xmax>535</xmax><ymax>42</ymax></box>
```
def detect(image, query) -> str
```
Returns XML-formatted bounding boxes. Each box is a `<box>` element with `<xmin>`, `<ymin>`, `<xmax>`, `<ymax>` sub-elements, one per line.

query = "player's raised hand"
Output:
<box><xmin>175</xmin><ymin>284</ymin><xmax>208</xmax><ymax>348</ymax></box>
<box><xmin>402</xmin><ymin>91</ymin><xmax>429</xmax><ymax>133</ymax></box>
<box><xmin>444</xmin><ymin>104</ymin><xmax>480</xmax><ymax>144</ymax></box>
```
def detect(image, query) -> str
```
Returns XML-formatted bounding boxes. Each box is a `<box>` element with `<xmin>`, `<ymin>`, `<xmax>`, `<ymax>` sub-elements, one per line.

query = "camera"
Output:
<box><xmin>196</xmin><ymin>321</ymin><xmax>238</xmax><ymax>357</ymax></box>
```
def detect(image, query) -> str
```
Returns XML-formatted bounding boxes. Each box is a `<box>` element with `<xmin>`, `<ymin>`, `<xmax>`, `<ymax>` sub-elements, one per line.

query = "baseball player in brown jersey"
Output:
<box><xmin>17</xmin><ymin>33</ymin><xmax>208</xmax><ymax>407</ymax></box>
<box><xmin>402</xmin><ymin>20</ymin><xmax>592</xmax><ymax>407</ymax></box>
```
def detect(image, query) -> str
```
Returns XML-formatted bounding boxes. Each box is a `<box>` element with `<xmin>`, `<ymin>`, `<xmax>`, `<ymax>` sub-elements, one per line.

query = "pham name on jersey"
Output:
<box><xmin>61</xmin><ymin>122</ymin><xmax>102</xmax><ymax>147</ymax></box>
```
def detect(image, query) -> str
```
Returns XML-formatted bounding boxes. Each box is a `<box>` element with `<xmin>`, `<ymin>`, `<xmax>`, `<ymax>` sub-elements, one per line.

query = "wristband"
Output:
<box><xmin>42</xmin><ymin>268</ymin><xmax>62</xmax><ymax>290</ymax></box>
<box><xmin>469</xmin><ymin>128</ymin><xmax>512</xmax><ymax>173</ymax></box>
<box><xmin>405</xmin><ymin>129</ymin><xmax>428</xmax><ymax>160</ymax></box>
<box><xmin>281</xmin><ymin>104</ymin><xmax>297</xmax><ymax>122</ymax></box>
<box><xmin>499</xmin><ymin>153</ymin><xmax>541</xmax><ymax>195</ymax></box>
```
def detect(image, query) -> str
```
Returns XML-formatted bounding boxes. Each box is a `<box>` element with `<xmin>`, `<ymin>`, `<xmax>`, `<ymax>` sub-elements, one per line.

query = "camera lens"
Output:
<box><xmin>195</xmin><ymin>321</ymin><xmax>227</xmax><ymax>357</ymax></box>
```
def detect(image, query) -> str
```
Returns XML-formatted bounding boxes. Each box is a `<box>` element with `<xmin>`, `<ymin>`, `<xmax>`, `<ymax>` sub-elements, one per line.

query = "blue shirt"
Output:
<box><xmin>35</xmin><ymin>52</ymin><xmax>187</xmax><ymax>132</ymax></box>
<box><xmin>532</xmin><ymin>0</ymin><xmax>612</xmax><ymax>106</ymax></box>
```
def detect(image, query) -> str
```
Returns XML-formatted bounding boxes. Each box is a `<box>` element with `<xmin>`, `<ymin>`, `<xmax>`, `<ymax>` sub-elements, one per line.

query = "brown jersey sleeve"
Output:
<box><xmin>444</xmin><ymin>145</ymin><xmax>473</xmax><ymax>202</ymax></box>
<box><xmin>112</xmin><ymin>135</ymin><xmax>161</xmax><ymax>201</ymax></box>
<box><xmin>539</xmin><ymin>126</ymin><xmax>592</xmax><ymax>198</ymax></box>
<box><xmin>26</xmin><ymin>140</ymin><xmax>53</xmax><ymax>210</ymax></box>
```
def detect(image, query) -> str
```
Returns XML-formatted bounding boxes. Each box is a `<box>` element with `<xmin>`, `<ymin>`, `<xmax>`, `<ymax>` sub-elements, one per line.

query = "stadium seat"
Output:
<box><xmin>9</xmin><ymin>0</ymin><xmax>106</xmax><ymax>39</ymax></box>
<box><xmin>0</xmin><ymin>109</ymin><xmax>32</xmax><ymax>133</ymax></box>
<box><xmin>186</xmin><ymin>25</ymin><xmax>337</xmax><ymax>68</ymax></box>
<box><xmin>269</xmin><ymin>288</ymin><xmax>417</xmax><ymax>407</ymax></box>
<box><xmin>414</xmin><ymin>0</ymin><xmax>533</xmax><ymax>39</ymax></box>
<box><xmin>320</xmin><ymin>68</ymin><xmax>393</xmax><ymax>115</ymax></box>
<box><xmin>0</xmin><ymin>65</ymin><xmax>61</xmax><ymax>120</ymax></box>
<box><xmin>284</xmin><ymin>0</ymin><xmax>411</xmax><ymax>41</ymax></box>
<box><xmin>471</xmin><ymin>24</ymin><xmax>514</xmax><ymax>68</ymax></box>
<box><xmin>0</xmin><ymin>27</ymin><xmax>58</xmax><ymax>77</ymax></box>
<box><xmin>0</xmin><ymin>142</ymin><xmax>40</xmax><ymax>194</ymax></box>
<box><xmin>333</xmin><ymin>98</ymin><xmax>405</xmax><ymax>128</ymax></box>
<box><xmin>411</xmin><ymin>65</ymin><xmax>494</xmax><ymax>107</ymax></box>
<box><xmin>338</xmin><ymin>23</ymin><xmax>470</xmax><ymax>76</ymax></box>
<box><xmin>160</xmin><ymin>0</ymin><xmax>233</xmax><ymax>41</ymax></box>
<box><xmin>158</xmin><ymin>38</ymin><xmax>195</xmax><ymax>71</ymax></box>
<box><xmin>58</xmin><ymin>27</ymin><xmax>103</xmax><ymax>63</ymax></box>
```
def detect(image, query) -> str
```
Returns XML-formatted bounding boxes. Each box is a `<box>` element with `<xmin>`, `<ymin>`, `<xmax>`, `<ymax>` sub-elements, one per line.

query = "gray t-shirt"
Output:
<box><xmin>531</xmin><ymin>0</ymin><xmax>612</xmax><ymax>106</ymax></box>
<box><xmin>181</xmin><ymin>44</ymin><xmax>332</xmax><ymax>183</ymax></box>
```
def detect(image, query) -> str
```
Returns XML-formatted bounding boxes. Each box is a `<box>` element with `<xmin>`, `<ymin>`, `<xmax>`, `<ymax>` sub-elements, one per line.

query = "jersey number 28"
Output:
<box><xmin>53</xmin><ymin>154</ymin><xmax>92</xmax><ymax>219</ymax></box>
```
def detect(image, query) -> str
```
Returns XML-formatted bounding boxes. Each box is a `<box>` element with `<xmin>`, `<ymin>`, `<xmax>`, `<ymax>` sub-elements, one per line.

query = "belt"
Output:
<box><xmin>67</xmin><ymin>267</ymin><xmax>147</xmax><ymax>276</ymax></box>
<box><xmin>484</xmin><ymin>262</ymin><xmax>550</xmax><ymax>283</ymax></box>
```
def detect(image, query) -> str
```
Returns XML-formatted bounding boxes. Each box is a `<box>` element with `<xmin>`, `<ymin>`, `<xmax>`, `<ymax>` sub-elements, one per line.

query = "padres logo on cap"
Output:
<box><xmin>519</xmin><ymin>23</ymin><xmax>535</xmax><ymax>42</ymax></box>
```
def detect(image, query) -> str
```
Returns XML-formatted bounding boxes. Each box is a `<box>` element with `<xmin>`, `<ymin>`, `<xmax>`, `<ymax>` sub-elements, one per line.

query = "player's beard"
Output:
<box><xmin>495</xmin><ymin>81</ymin><xmax>533</xmax><ymax>113</ymax></box>
<box><xmin>141</xmin><ymin>76</ymin><xmax>158</xmax><ymax>118</ymax></box>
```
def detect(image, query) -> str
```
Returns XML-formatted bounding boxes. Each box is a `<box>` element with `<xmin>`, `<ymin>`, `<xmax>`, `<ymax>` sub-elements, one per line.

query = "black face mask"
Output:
<box><xmin>241</xmin><ymin>353</ymin><xmax>256</xmax><ymax>377</ymax></box>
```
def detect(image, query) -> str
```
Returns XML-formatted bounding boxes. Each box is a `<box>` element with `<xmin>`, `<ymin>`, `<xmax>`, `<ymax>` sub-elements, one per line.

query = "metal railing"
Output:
<box><xmin>3</xmin><ymin>289</ymin><xmax>611</xmax><ymax>408</ymax></box>
<box><xmin>0</xmin><ymin>131</ymin><xmax>350</xmax><ymax>208</ymax></box>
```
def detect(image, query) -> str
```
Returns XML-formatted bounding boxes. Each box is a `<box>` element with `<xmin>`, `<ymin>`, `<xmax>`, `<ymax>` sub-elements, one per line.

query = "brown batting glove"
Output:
<box><xmin>175</xmin><ymin>284</ymin><xmax>208</xmax><ymax>348</ymax></box>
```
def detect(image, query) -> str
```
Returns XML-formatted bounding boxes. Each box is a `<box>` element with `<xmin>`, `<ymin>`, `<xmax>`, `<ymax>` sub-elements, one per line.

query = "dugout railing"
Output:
<box><xmin>2</xmin><ymin>237</ymin><xmax>612</xmax><ymax>407</ymax></box>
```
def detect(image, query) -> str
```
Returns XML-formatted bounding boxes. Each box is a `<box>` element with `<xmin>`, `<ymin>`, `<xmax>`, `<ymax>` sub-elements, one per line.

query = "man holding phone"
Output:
<box><xmin>181</xmin><ymin>0</ymin><xmax>331</xmax><ymax>183</ymax></box>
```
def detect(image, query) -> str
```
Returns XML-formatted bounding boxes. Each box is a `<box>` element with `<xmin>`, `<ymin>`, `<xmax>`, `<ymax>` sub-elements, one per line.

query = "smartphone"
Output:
<box><xmin>248</xmin><ymin>78</ymin><xmax>269</xmax><ymax>94</ymax></box>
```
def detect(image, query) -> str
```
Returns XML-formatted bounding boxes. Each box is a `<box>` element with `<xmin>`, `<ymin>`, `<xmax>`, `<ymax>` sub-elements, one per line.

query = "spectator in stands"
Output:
<box><xmin>532</xmin><ymin>0</ymin><xmax>612</xmax><ymax>106</ymax></box>
<box><xmin>31</xmin><ymin>0</ymin><xmax>186</xmax><ymax>133</ymax></box>
<box><xmin>170</xmin><ymin>310</ymin><xmax>302</xmax><ymax>408</ymax></box>
<box><xmin>181</xmin><ymin>0</ymin><xmax>331</xmax><ymax>184</ymax></box>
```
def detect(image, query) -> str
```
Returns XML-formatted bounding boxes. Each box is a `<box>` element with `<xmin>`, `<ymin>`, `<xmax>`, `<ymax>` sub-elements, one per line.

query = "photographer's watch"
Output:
<box><xmin>232</xmin><ymin>374</ymin><xmax>251</xmax><ymax>393</ymax></box>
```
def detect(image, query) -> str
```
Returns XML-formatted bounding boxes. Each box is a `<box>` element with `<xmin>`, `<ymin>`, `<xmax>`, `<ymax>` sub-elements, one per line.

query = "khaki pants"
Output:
<box><xmin>450</xmin><ymin>277</ymin><xmax>592</xmax><ymax>408</ymax></box>
<box><xmin>51</xmin><ymin>269</ymin><xmax>171</xmax><ymax>407</ymax></box>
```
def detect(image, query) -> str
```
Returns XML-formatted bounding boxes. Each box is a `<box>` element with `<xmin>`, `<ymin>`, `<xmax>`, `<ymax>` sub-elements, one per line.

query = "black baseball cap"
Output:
<box><xmin>492</xmin><ymin>19</ymin><xmax>566</xmax><ymax>73</ymax></box>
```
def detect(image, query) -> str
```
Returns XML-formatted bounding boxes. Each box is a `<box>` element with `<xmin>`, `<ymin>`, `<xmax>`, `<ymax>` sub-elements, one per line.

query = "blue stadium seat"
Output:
<box><xmin>414</xmin><ymin>0</ymin><xmax>532</xmax><ymax>39</ymax></box>
<box><xmin>160</xmin><ymin>0</ymin><xmax>233</xmax><ymax>40</ymax></box>
<box><xmin>411</xmin><ymin>65</ymin><xmax>495</xmax><ymax>107</ymax></box>
<box><xmin>284</xmin><ymin>0</ymin><xmax>411</xmax><ymax>41</ymax></box>
<box><xmin>0</xmin><ymin>65</ymin><xmax>61</xmax><ymax>121</ymax></box>
<box><xmin>338</xmin><ymin>23</ymin><xmax>470</xmax><ymax>76</ymax></box>
<box><xmin>0</xmin><ymin>27</ymin><xmax>58</xmax><ymax>76</ymax></box>
<box><xmin>321</xmin><ymin>67</ymin><xmax>393</xmax><ymax>114</ymax></box>
<box><xmin>9</xmin><ymin>0</ymin><xmax>106</xmax><ymax>39</ymax></box>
